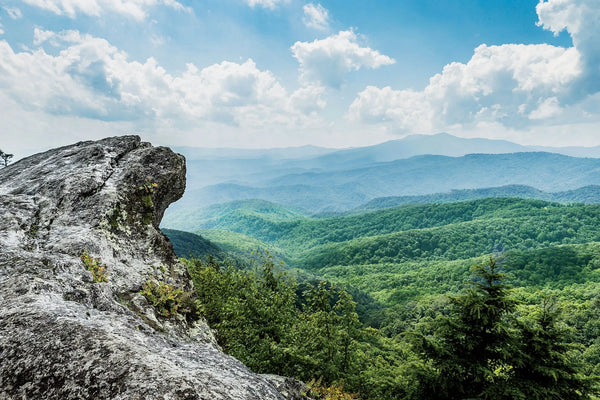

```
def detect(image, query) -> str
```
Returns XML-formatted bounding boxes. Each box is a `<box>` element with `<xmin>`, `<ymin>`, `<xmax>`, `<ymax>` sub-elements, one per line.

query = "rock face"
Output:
<box><xmin>0</xmin><ymin>136</ymin><xmax>307</xmax><ymax>399</ymax></box>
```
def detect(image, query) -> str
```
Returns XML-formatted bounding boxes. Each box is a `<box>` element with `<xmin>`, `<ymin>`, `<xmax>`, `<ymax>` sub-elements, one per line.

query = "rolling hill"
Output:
<box><xmin>357</xmin><ymin>184</ymin><xmax>600</xmax><ymax>210</ymax></box>
<box><xmin>162</xmin><ymin>151</ymin><xmax>600</xmax><ymax>225</ymax></box>
<box><xmin>164</xmin><ymin>133</ymin><xmax>600</xmax><ymax>221</ymax></box>
<box><xmin>164</xmin><ymin>197</ymin><xmax>600</xmax><ymax>312</ymax></box>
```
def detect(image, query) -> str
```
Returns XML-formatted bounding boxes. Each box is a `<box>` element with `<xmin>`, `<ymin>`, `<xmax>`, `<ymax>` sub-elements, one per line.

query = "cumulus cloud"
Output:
<box><xmin>303</xmin><ymin>3</ymin><xmax>330</xmax><ymax>31</ymax></box>
<box><xmin>528</xmin><ymin>97</ymin><xmax>563</xmax><ymax>120</ymax></box>
<box><xmin>289</xmin><ymin>84</ymin><xmax>326</xmax><ymax>114</ymax></box>
<box><xmin>350</xmin><ymin>43</ymin><xmax>581</xmax><ymax>131</ymax></box>
<box><xmin>3</xmin><ymin>7</ymin><xmax>22</xmax><ymax>19</ymax></box>
<box><xmin>21</xmin><ymin>0</ymin><xmax>191</xmax><ymax>20</ymax></box>
<box><xmin>537</xmin><ymin>0</ymin><xmax>600</xmax><ymax>94</ymax></box>
<box><xmin>0</xmin><ymin>29</ymin><xmax>325</xmax><ymax>128</ymax></box>
<box><xmin>244</xmin><ymin>0</ymin><xmax>287</xmax><ymax>9</ymax></box>
<box><xmin>291</xmin><ymin>30</ymin><xmax>395</xmax><ymax>88</ymax></box>
<box><xmin>350</xmin><ymin>0</ymin><xmax>600</xmax><ymax>133</ymax></box>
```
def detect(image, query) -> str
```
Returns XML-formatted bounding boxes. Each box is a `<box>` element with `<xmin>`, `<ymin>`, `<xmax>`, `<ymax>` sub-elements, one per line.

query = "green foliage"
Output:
<box><xmin>512</xmin><ymin>295</ymin><xmax>596</xmax><ymax>399</ymax></box>
<box><xmin>161</xmin><ymin>228</ymin><xmax>250</xmax><ymax>268</ymax></box>
<box><xmin>185</xmin><ymin>253</ymin><xmax>390</xmax><ymax>394</ymax></box>
<box><xmin>407</xmin><ymin>258</ymin><xmax>598</xmax><ymax>400</ymax></box>
<box><xmin>138</xmin><ymin>178</ymin><xmax>157</xmax><ymax>224</ymax></box>
<box><xmin>297</xmin><ymin>204</ymin><xmax>600</xmax><ymax>269</ymax></box>
<box><xmin>307</xmin><ymin>378</ymin><xmax>360</xmax><ymax>400</ymax></box>
<box><xmin>179</xmin><ymin>198</ymin><xmax>600</xmax><ymax>271</ymax></box>
<box><xmin>140</xmin><ymin>278</ymin><xmax>199</xmax><ymax>320</ymax></box>
<box><xmin>80</xmin><ymin>251</ymin><xmax>108</xmax><ymax>283</ymax></box>
<box><xmin>504</xmin><ymin>244</ymin><xmax>600</xmax><ymax>288</ymax></box>
<box><xmin>168</xmin><ymin>195</ymin><xmax>600</xmax><ymax>399</ymax></box>
<box><xmin>194</xmin><ymin>229</ymin><xmax>288</xmax><ymax>265</ymax></box>
<box><xmin>408</xmin><ymin>258</ymin><xmax>518</xmax><ymax>399</ymax></box>
<box><xmin>187</xmin><ymin>252</ymin><xmax>299</xmax><ymax>374</ymax></box>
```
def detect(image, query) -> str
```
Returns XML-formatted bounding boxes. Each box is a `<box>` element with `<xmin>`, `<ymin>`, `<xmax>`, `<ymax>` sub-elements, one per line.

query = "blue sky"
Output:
<box><xmin>0</xmin><ymin>0</ymin><xmax>598</xmax><ymax>157</ymax></box>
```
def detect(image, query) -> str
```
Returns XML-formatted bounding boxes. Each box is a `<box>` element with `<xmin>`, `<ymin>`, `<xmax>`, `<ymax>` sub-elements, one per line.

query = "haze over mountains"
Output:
<box><xmin>162</xmin><ymin>133</ymin><xmax>600</xmax><ymax>229</ymax></box>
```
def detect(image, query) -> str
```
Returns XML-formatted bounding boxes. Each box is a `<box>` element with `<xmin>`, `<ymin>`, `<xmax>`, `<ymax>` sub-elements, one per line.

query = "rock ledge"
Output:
<box><xmin>0</xmin><ymin>136</ymin><xmax>305</xmax><ymax>400</ymax></box>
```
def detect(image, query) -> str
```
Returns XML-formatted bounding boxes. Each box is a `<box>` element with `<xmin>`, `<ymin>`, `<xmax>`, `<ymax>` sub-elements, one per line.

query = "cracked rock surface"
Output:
<box><xmin>0</xmin><ymin>136</ymin><xmax>304</xmax><ymax>400</ymax></box>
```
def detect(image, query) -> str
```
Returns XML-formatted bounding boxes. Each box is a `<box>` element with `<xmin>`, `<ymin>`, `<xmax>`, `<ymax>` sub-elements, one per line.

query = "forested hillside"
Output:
<box><xmin>170</xmin><ymin>233</ymin><xmax>600</xmax><ymax>398</ymax></box>
<box><xmin>358</xmin><ymin>184</ymin><xmax>600</xmax><ymax>210</ymax></box>
<box><xmin>158</xmin><ymin>138</ymin><xmax>600</xmax><ymax>400</ymax></box>
<box><xmin>170</xmin><ymin>198</ymin><xmax>600</xmax><ymax>255</ymax></box>
<box><xmin>164</xmin><ymin>196</ymin><xmax>600</xmax><ymax>399</ymax></box>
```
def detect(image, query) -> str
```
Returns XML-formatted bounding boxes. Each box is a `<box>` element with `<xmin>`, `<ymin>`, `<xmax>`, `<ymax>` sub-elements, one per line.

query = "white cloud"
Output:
<box><xmin>349</xmin><ymin>86</ymin><xmax>433</xmax><ymax>132</ymax></box>
<box><xmin>536</xmin><ymin>0</ymin><xmax>600</xmax><ymax>93</ymax></box>
<box><xmin>0</xmin><ymin>29</ymin><xmax>323</xmax><ymax>130</ymax></box>
<box><xmin>350</xmin><ymin>43</ymin><xmax>581</xmax><ymax>131</ymax></box>
<box><xmin>150</xmin><ymin>34</ymin><xmax>166</xmax><ymax>46</ymax></box>
<box><xmin>528</xmin><ymin>97</ymin><xmax>562</xmax><ymax>120</ymax></box>
<box><xmin>349</xmin><ymin>0</ymin><xmax>600</xmax><ymax>134</ymax></box>
<box><xmin>244</xmin><ymin>0</ymin><xmax>287</xmax><ymax>10</ymax></box>
<box><xmin>21</xmin><ymin>0</ymin><xmax>191</xmax><ymax>20</ymax></box>
<box><xmin>3</xmin><ymin>7</ymin><xmax>22</xmax><ymax>19</ymax></box>
<box><xmin>289</xmin><ymin>84</ymin><xmax>326</xmax><ymax>114</ymax></box>
<box><xmin>33</xmin><ymin>28</ymin><xmax>56</xmax><ymax>45</ymax></box>
<box><xmin>303</xmin><ymin>3</ymin><xmax>330</xmax><ymax>31</ymax></box>
<box><xmin>291</xmin><ymin>30</ymin><xmax>395</xmax><ymax>88</ymax></box>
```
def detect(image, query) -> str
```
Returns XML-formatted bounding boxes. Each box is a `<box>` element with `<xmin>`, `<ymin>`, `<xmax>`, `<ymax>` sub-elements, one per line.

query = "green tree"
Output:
<box><xmin>409</xmin><ymin>257</ymin><xmax>518</xmax><ymax>399</ymax></box>
<box><xmin>408</xmin><ymin>258</ymin><xmax>599</xmax><ymax>400</ymax></box>
<box><xmin>512</xmin><ymin>295</ymin><xmax>597</xmax><ymax>399</ymax></box>
<box><xmin>187</xmin><ymin>252</ymin><xmax>297</xmax><ymax>375</ymax></box>
<box><xmin>296</xmin><ymin>283</ymin><xmax>362</xmax><ymax>383</ymax></box>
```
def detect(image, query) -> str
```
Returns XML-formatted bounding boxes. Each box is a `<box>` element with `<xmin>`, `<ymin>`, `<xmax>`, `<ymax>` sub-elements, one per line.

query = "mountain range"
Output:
<box><xmin>162</xmin><ymin>133</ymin><xmax>600</xmax><ymax>228</ymax></box>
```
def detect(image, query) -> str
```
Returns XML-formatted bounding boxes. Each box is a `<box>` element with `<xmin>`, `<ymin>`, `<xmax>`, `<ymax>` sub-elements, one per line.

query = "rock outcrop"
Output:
<box><xmin>0</xmin><ymin>136</ymin><xmax>309</xmax><ymax>399</ymax></box>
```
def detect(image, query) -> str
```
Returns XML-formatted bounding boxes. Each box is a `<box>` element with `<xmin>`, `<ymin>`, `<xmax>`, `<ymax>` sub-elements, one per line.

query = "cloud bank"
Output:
<box><xmin>0</xmin><ymin>29</ymin><xmax>325</xmax><ymax>130</ymax></box>
<box><xmin>350</xmin><ymin>0</ymin><xmax>600</xmax><ymax>133</ymax></box>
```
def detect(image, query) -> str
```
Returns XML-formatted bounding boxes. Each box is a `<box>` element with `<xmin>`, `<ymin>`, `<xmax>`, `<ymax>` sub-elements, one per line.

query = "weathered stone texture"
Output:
<box><xmin>0</xmin><ymin>136</ymin><xmax>303</xmax><ymax>400</ymax></box>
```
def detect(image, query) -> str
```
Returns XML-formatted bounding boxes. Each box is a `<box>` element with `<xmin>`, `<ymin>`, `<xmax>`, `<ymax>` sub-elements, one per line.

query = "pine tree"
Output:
<box><xmin>409</xmin><ymin>257</ymin><xmax>518</xmax><ymax>399</ymax></box>
<box><xmin>512</xmin><ymin>295</ymin><xmax>597</xmax><ymax>399</ymax></box>
<box><xmin>408</xmin><ymin>258</ymin><xmax>599</xmax><ymax>400</ymax></box>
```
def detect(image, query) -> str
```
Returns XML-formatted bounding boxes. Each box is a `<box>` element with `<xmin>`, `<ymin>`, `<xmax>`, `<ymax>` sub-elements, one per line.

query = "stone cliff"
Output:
<box><xmin>0</xmin><ymin>136</ymin><xmax>308</xmax><ymax>399</ymax></box>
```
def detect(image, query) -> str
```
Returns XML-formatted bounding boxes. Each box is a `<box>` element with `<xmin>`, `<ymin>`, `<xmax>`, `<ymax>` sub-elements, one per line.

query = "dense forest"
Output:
<box><xmin>165</xmin><ymin>197</ymin><xmax>600</xmax><ymax>399</ymax></box>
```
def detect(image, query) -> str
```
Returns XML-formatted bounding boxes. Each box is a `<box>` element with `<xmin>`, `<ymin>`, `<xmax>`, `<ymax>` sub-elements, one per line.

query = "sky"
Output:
<box><xmin>0</xmin><ymin>0</ymin><xmax>599</xmax><ymax>158</ymax></box>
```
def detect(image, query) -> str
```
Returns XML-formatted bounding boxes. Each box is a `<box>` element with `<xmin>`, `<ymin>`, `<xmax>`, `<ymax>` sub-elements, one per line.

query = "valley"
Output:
<box><xmin>161</xmin><ymin>135</ymin><xmax>600</xmax><ymax>398</ymax></box>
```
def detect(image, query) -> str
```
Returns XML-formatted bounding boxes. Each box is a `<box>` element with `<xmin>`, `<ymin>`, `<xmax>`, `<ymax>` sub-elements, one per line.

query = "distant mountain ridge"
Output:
<box><xmin>176</xmin><ymin>133</ymin><xmax>600</xmax><ymax>188</ymax></box>
<box><xmin>357</xmin><ymin>184</ymin><xmax>600</xmax><ymax>211</ymax></box>
<box><xmin>163</xmin><ymin>133</ymin><xmax>600</xmax><ymax>225</ymax></box>
<box><xmin>162</xmin><ymin>151</ymin><xmax>600</xmax><ymax>222</ymax></box>
<box><xmin>176</xmin><ymin>133</ymin><xmax>600</xmax><ymax>162</ymax></box>
<box><xmin>163</xmin><ymin>185</ymin><xmax>600</xmax><ymax>232</ymax></box>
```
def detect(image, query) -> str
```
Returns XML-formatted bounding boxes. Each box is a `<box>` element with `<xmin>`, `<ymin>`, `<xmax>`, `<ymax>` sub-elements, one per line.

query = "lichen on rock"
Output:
<box><xmin>0</xmin><ymin>136</ymin><xmax>307</xmax><ymax>400</ymax></box>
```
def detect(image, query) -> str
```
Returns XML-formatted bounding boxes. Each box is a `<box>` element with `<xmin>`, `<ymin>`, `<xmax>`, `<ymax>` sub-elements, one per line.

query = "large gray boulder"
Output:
<box><xmin>0</xmin><ymin>136</ymin><xmax>308</xmax><ymax>399</ymax></box>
